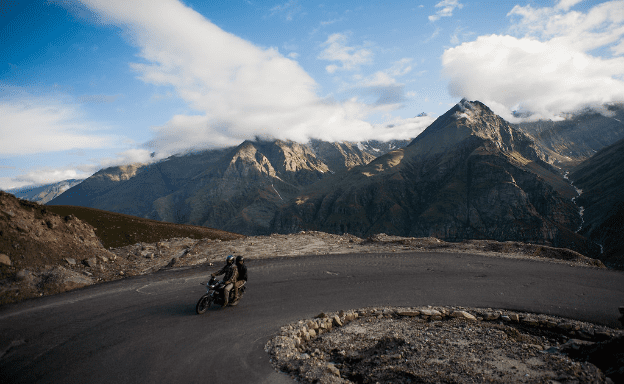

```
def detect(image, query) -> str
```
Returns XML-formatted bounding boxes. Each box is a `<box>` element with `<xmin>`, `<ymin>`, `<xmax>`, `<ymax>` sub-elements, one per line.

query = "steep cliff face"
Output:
<box><xmin>514</xmin><ymin>103</ymin><xmax>624</xmax><ymax>165</ymax></box>
<box><xmin>273</xmin><ymin>100</ymin><xmax>593</xmax><ymax>254</ymax></box>
<box><xmin>152</xmin><ymin>139</ymin><xmax>331</xmax><ymax>234</ymax></box>
<box><xmin>570</xmin><ymin>137</ymin><xmax>624</xmax><ymax>268</ymax></box>
<box><xmin>307</xmin><ymin>139</ymin><xmax>410</xmax><ymax>172</ymax></box>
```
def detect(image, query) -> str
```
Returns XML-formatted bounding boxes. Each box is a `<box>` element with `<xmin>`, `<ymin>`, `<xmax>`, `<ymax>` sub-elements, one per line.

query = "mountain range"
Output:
<box><xmin>7</xmin><ymin>179</ymin><xmax>83</xmax><ymax>204</ymax></box>
<box><xmin>39</xmin><ymin>100</ymin><xmax>624</xmax><ymax>268</ymax></box>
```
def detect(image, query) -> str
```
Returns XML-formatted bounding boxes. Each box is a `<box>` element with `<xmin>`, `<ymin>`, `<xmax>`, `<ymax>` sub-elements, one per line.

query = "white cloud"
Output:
<box><xmin>442</xmin><ymin>0</ymin><xmax>624</xmax><ymax>121</ymax></box>
<box><xmin>7</xmin><ymin>168</ymin><xmax>89</xmax><ymax>189</ymax></box>
<box><xmin>508</xmin><ymin>0</ymin><xmax>624</xmax><ymax>54</ymax></box>
<box><xmin>429</xmin><ymin>0</ymin><xmax>463</xmax><ymax>22</ymax></box>
<box><xmin>78</xmin><ymin>0</ymin><xmax>389</xmax><ymax>153</ymax></box>
<box><xmin>0</xmin><ymin>148</ymin><xmax>167</xmax><ymax>191</ymax></box>
<box><xmin>0</xmin><ymin>95</ymin><xmax>116</xmax><ymax>156</ymax></box>
<box><xmin>370</xmin><ymin>115</ymin><xmax>435</xmax><ymax>141</ymax></box>
<box><xmin>270</xmin><ymin>0</ymin><xmax>302</xmax><ymax>21</ymax></box>
<box><xmin>343</xmin><ymin>59</ymin><xmax>415</xmax><ymax>108</ymax></box>
<box><xmin>387</xmin><ymin>58</ymin><xmax>414</xmax><ymax>77</ymax></box>
<box><xmin>555</xmin><ymin>0</ymin><xmax>584</xmax><ymax>12</ymax></box>
<box><xmin>98</xmin><ymin>148</ymin><xmax>163</xmax><ymax>168</ymax></box>
<box><xmin>318</xmin><ymin>33</ymin><xmax>373</xmax><ymax>73</ymax></box>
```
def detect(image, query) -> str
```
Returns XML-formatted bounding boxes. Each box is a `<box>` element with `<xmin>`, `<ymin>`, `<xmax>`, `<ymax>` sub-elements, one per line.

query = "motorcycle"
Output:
<box><xmin>196</xmin><ymin>276</ymin><xmax>246</xmax><ymax>314</ymax></box>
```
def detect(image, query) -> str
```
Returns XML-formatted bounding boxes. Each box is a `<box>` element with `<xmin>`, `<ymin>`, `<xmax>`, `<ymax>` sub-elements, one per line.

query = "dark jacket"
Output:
<box><xmin>213</xmin><ymin>264</ymin><xmax>238</xmax><ymax>285</ymax></box>
<box><xmin>237</xmin><ymin>263</ymin><xmax>248</xmax><ymax>281</ymax></box>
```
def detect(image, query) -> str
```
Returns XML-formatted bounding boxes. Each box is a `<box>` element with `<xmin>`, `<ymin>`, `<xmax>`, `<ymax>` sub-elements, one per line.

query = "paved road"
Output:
<box><xmin>1</xmin><ymin>252</ymin><xmax>622</xmax><ymax>383</ymax></box>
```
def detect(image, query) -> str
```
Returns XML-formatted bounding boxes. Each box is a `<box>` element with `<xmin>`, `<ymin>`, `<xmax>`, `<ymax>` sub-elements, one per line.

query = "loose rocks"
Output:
<box><xmin>266</xmin><ymin>306</ymin><xmax>623</xmax><ymax>384</ymax></box>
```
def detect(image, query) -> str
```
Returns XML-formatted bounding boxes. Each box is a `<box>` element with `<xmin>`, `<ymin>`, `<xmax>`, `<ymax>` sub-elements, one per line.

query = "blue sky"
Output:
<box><xmin>1</xmin><ymin>0</ymin><xmax>624</xmax><ymax>190</ymax></box>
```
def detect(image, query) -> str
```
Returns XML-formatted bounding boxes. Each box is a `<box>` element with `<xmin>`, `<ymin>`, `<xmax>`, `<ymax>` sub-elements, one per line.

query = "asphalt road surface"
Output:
<box><xmin>1</xmin><ymin>252</ymin><xmax>623</xmax><ymax>384</ymax></box>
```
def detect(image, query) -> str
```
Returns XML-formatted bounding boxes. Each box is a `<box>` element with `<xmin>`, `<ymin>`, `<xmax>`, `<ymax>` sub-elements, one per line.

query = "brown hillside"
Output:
<box><xmin>46</xmin><ymin>205</ymin><xmax>244</xmax><ymax>249</ymax></box>
<box><xmin>0</xmin><ymin>191</ymin><xmax>243</xmax><ymax>305</ymax></box>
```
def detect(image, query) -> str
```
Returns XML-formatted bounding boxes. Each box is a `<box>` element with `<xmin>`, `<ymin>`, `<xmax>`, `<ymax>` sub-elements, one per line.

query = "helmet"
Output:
<box><xmin>236</xmin><ymin>255</ymin><xmax>244</xmax><ymax>264</ymax></box>
<box><xmin>226</xmin><ymin>255</ymin><xmax>235</xmax><ymax>264</ymax></box>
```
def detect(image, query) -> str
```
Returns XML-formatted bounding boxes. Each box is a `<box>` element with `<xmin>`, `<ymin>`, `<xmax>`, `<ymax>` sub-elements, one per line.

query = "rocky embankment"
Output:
<box><xmin>267</xmin><ymin>306</ymin><xmax>624</xmax><ymax>383</ymax></box>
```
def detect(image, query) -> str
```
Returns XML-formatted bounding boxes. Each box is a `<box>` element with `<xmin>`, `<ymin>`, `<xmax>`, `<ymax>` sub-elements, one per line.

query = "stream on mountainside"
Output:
<box><xmin>563</xmin><ymin>171</ymin><xmax>604</xmax><ymax>254</ymax></box>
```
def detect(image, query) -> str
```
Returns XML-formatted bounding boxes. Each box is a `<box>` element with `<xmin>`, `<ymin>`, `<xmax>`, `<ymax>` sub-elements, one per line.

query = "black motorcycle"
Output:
<box><xmin>196</xmin><ymin>276</ymin><xmax>246</xmax><ymax>314</ymax></box>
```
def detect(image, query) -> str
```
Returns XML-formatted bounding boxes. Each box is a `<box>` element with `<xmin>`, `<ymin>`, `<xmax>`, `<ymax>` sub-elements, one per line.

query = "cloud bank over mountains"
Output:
<box><xmin>0</xmin><ymin>96</ymin><xmax>114</xmax><ymax>156</ymax></box>
<box><xmin>78</xmin><ymin>0</ymin><xmax>433</xmax><ymax>157</ymax></box>
<box><xmin>442</xmin><ymin>0</ymin><xmax>624</xmax><ymax>121</ymax></box>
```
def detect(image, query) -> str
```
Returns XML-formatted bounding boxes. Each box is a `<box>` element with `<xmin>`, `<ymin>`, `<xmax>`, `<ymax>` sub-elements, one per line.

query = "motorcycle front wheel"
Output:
<box><xmin>196</xmin><ymin>294</ymin><xmax>213</xmax><ymax>314</ymax></box>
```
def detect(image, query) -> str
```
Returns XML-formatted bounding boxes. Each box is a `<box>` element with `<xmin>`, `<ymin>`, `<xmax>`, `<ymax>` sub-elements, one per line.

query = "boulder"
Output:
<box><xmin>15</xmin><ymin>222</ymin><xmax>29</xmax><ymax>232</ymax></box>
<box><xmin>326</xmin><ymin>363</ymin><xmax>340</xmax><ymax>377</ymax></box>
<box><xmin>522</xmin><ymin>317</ymin><xmax>540</xmax><ymax>327</ymax></box>
<box><xmin>483</xmin><ymin>312</ymin><xmax>500</xmax><ymax>321</ymax></box>
<box><xmin>0</xmin><ymin>253</ymin><xmax>11</xmax><ymax>266</ymax></box>
<box><xmin>61</xmin><ymin>274</ymin><xmax>93</xmax><ymax>290</ymax></box>
<box><xmin>1</xmin><ymin>209</ymin><xmax>15</xmax><ymax>218</ymax></box>
<box><xmin>450</xmin><ymin>311</ymin><xmax>477</xmax><ymax>321</ymax></box>
<box><xmin>397</xmin><ymin>310</ymin><xmax>421</xmax><ymax>317</ymax></box>
<box><xmin>83</xmin><ymin>258</ymin><xmax>97</xmax><ymax>268</ymax></box>
<box><xmin>332</xmin><ymin>315</ymin><xmax>343</xmax><ymax>327</ymax></box>
<box><xmin>420</xmin><ymin>309</ymin><xmax>442</xmax><ymax>317</ymax></box>
<box><xmin>15</xmin><ymin>269</ymin><xmax>33</xmax><ymax>282</ymax></box>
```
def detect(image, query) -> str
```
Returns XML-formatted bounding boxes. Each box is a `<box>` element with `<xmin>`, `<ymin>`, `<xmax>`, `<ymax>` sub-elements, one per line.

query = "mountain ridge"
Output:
<box><xmin>39</xmin><ymin>100</ymin><xmax>623</xmax><ymax>266</ymax></box>
<box><xmin>272</xmin><ymin>100</ymin><xmax>594</xmax><ymax>256</ymax></box>
<box><xmin>6</xmin><ymin>179</ymin><xmax>84</xmax><ymax>204</ymax></box>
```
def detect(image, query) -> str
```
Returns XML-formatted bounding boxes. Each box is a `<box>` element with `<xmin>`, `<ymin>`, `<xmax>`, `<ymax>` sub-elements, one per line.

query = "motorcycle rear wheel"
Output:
<box><xmin>196</xmin><ymin>295</ymin><xmax>212</xmax><ymax>314</ymax></box>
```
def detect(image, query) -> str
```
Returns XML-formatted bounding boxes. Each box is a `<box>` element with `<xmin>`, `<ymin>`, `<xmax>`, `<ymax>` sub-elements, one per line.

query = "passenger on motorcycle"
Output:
<box><xmin>231</xmin><ymin>255</ymin><xmax>247</xmax><ymax>305</ymax></box>
<box><xmin>211</xmin><ymin>255</ymin><xmax>238</xmax><ymax>307</ymax></box>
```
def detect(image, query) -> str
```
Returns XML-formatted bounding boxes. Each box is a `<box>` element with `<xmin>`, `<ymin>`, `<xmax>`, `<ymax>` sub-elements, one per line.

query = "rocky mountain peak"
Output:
<box><xmin>407</xmin><ymin>99</ymin><xmax>539</xmax><ymax>161</ymax></box>
<box><xmin>95</xmin><ymin>164</ymin><xmax>145</xmax><ymax>182</ymax></box>
<box><xmin>225</xmin><ymin>140</ymin><xmax>278</xmax><ymax>178</ymax></box>
<box><xmin>308</xmin><ymin>139</ymin><xmax>376</xmax><ymax>172</ymax></box>
<box><xmin>224</xmin><ymin>139</ymin><xmax>330</xmax><ymax>183</ymax></box>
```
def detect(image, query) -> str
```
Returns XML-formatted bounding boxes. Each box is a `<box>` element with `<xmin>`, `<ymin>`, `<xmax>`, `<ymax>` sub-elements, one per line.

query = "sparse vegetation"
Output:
<box><xmin>45</xmin><ymin>205</ymin><xmax>243</xmax><ymax>249</ymax></box>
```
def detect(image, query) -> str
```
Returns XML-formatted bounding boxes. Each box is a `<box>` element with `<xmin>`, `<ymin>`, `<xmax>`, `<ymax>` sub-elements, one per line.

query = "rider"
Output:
<box><xmin>231</xmin><ymin>255</ymin><xmax>247</xmax><ymax>305</ymax></box>
<box><xmin>211</xmin><ymin>255</ymin><xmax>238</xmax><ymax>307</ymax></box>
